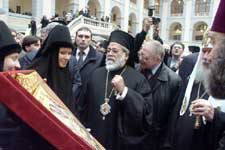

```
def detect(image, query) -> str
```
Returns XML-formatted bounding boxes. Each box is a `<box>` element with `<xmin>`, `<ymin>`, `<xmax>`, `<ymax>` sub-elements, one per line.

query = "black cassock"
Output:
<box><xmin>78</xmin><ymin>66</ymin><xmax>153</xmax><ymax>150</ymax></box>
<box><xmin>164</xmin><ymin>53</ymin><xmax>225</xmax><ymax>150</ymax></box>
<box><xmin>164</xmin><ymin>81</ymin><xmax>225</xmax><ymax>150</ymax></box>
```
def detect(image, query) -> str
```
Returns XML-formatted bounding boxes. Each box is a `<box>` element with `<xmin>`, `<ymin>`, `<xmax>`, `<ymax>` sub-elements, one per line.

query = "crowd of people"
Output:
<box><xmin>0</xmin><ymin>0</ymin><xmax>225</xmax><ymax>149</ymax></box>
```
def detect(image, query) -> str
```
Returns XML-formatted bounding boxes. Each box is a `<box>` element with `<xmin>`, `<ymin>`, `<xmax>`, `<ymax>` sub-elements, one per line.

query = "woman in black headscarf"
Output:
<box><xmin>27</xmin><ymin>25</ymin><xmax>74</xmax><ymax>110</ymax></box>
<box><xmin>0</xmin><ymin>20</ymin><xmax>55</xmax><ymax>150</ymax></box>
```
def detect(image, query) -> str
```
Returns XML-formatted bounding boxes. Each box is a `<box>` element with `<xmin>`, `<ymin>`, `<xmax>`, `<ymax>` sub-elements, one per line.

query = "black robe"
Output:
<box><xmin>27</xmin><ymin>25</ymin><xmax>73</xmax><ymax>110</ymax></box>
<box><xmin>79</xmin><ymin>66</ymin><xmax>153</xmax><ymax>150</ymax></box>
<box><xmin>164</xmin><ymin>53</ymin><xmax>225</xmax><ymax>150</ymax></box>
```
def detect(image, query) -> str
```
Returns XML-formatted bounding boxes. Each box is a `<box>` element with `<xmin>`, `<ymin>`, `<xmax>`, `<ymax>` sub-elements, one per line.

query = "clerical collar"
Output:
<box><xmin>151</xmin><ymin>62</ymin><xmax>162</xmax><ymax>75</ymax></box>
<box><xmin>76</xmin><ymin>47</ymin><xmax>90</xmax><ymax>60</ymax></box>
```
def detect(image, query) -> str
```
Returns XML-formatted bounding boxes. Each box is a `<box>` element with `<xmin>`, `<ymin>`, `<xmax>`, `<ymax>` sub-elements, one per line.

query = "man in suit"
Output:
<box><xmin>138</xmin><ymin>40</ymin><xmax>182</xmax><ymax>150</ymax></box>
<box><xmin>69</xmin><ymin>27</ymin><xmax>103</xmax><ymax>116</ymax></box>
<box><xmin>166</xmin><ymin>41</ymin><xmax>185</xmax><ymax>72</ymax></box>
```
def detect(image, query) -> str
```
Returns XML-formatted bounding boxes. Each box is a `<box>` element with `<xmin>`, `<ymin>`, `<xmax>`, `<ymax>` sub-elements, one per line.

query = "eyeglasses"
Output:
<box><xmin>106</xmin><ymin>47</ymin><xmax>122</xmax><ymax>54</ymax></box>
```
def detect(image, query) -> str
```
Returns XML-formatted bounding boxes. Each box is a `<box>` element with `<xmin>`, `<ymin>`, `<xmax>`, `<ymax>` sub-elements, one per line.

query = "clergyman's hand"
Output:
<box><xmin>191</xmin><ymin>99</ymin><xmax>214</xmax><ymax>122</ymax></box>
<box><xmin>111</xmin><ymin>75</ymin><xmax>125</xmax><ymax>94</ymax></box>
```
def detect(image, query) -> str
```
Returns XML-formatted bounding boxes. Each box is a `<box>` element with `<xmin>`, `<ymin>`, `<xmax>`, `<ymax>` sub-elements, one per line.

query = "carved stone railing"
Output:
<box><xmin>68</xmin><ymin>15</ymin><xmax>113</xmax><ymax>37</ymax></box>
<box><xmin>24</xmin><ymin>15</ymin><xmax>114</xmax><ymax>38</ymax></box>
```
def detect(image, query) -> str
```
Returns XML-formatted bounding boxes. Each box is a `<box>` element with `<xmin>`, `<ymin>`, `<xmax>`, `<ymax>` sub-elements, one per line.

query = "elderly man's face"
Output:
<box><xmin>202</xmin><ymin>35</ymin><xmax>225</xmax><ymax>99</ymax></box>
<box><xmin>202</xmin><ymin>31</ymin><xmax>225</xmax><ymax>68</ymax></box>
<box><xmin>138</xmin><ymin>43</ymin><xmax>159</xmax><ymax>70</ymax></box>
<box><xmin>106</xmin><ymin>42</ymin><xmax>128</xmax><ymax>71</ymax></box>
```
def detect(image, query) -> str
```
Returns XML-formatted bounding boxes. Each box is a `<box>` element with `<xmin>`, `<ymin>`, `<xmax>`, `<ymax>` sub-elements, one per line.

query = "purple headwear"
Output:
<box><xmin>211</xmin><ymin>0</ymin><xmax>225</xmax><ymax>33</ymax></box>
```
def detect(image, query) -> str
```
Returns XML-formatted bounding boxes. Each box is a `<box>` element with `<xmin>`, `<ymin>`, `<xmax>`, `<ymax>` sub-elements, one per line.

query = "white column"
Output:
<box><xmin>42</xmin><ymin>0</ymin><xmax>54</xmax><ymax>18</ymax></box>
<box><xmin>1</xmin><ymin>0</ymin><xmax>8</xmax><ymax>22</ymax></box>
<box><xmin>72</xmin><ymin>0</ymin><xmax>79</xmax><ymax>15</ymax></box>
<box><xmin>32</xmin><ymin>0</ymin><xmax>43</xmax><ymax>21</ymax></box>
<box><xmin>104</xmin><ymin>0</ymin><xmax>111</xmax><ymax>18</ymax></box>
<box><xmin>183</xmin><ymin>0</ymin><xmax>192</xmax><ymax>43</ymax></box>
<box><xmin>51</xmin><ymin>0</ymin><xmax>55</xmax><ymax>17</ymax></box>
<box><xmin>161</xmin><ymin>0</ymin><xmax>169</xmax><ymax>41</ymax></box>
<box><xmin>122</xmin><ymin>0</ymin><xmax>129</xmax><ymax>32</ymax></box>
<box><xmin>78</xmin><ymin>0</ymin><xmax>86</xmax><ymax>12</ymax></box>
<box><xmin>137</xmin><ymin>0</ymin><xmax>144</xmax><ymax>32</ymax></box>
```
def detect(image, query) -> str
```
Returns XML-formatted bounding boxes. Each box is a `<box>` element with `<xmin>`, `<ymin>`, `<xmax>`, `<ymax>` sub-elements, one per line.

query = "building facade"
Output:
<box><xmin>0</xmin><ymin>0</ymin><xmax>221</xmax><ymax>46</ymax></box>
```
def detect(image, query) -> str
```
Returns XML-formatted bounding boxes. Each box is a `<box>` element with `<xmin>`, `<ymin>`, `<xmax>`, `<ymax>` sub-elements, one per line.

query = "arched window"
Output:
<box><xmin>9</xmin><ymin>0</ymin><xmax>32</xmax><ymax>16</ymax></box>
<box><xmin>169</xmin><ymin>23</ymin><xmax>182</xmax><ymax>41</ymax></box>
<box><xmin>130</xmin><ymin>0</ymin><xmax>137</xmax><ymax>4</ymax></box>
<box><xmin>195</xmin><ymin>0</ymin><xmax>210</xmax><ymax>16</ymax></box>
<box><xmin>171</xmin><ymin>0</ymin><xmax>184</xmax><ymax>16</ymax></box>
<box><xmin>111</xmin><ymin>6</ymin><xmax>121</xmax><ymax>27</ymax></box>
<box><xmin>144</xmin><ymin>0</ymin><xmax>149</xmax><ymax>9</ymax></box>
<box><xmin>155</xmin><ymin>0</ymin><xmax>160</xmax><ymax>15</ymax></box>
<box><xmin>193</xmin><ymin>22</ymin><xmax>208</xmax><ymax>41</ymax></box>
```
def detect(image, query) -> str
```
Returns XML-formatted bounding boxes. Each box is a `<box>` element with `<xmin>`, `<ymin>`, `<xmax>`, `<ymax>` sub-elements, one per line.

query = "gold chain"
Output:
<box><xmin>100</xmin><ymin>66</ymin><xmax>127</xmax><ymax>120</ymax></box>
<box><xmin>104</xmin><ymin>66</ymin><xmax>127</xmax><ymax>101</ymax></box>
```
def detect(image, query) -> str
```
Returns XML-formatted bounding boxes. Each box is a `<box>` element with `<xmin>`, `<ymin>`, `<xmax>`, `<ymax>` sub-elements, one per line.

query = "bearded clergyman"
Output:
<box><xmin>77</xmin><ymin>30</ymin><xmax>153</xmax><ymax>150</ymax></box>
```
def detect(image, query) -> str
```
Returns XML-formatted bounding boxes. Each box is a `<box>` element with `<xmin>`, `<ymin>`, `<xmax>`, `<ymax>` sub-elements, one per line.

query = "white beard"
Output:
<box><xmin>194</xmin><ymin>61</ymin><xmax>209</xmax><ymax>83</ymax></box>
<box><xmin>105</xmin><ymin>53</ymin><xmax>126</xmax><ymax>71</ymax></box>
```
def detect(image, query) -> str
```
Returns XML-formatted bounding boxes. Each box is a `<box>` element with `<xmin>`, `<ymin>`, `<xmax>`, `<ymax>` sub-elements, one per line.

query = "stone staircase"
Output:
<box><xmin>25</xmin><ymin>15</ymin><xmax>116</xmax><ymax>40</ymax></box>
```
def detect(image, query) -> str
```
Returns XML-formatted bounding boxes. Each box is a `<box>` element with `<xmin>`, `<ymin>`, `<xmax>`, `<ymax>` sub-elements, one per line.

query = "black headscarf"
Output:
<box><xmin>0</xmin><ymin>20</ymin><xmax>21</xmax><ymax>71</ymax></box>
<box><xmin>27</xmin><ymin>25</ymin><xmax>74</xmax><ymax>109</ymax></box>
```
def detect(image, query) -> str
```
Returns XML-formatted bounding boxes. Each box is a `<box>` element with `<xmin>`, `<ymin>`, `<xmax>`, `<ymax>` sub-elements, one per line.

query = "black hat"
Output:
<box><xmin>0</xmin><ymin>20</ymin><xmax>21</xmax><ymax>56</ymax></box>
<box><xmin>36</xmin><ymin>25</ymin><xmax>74</xmax><ymax>57</ymax></box>
<box><xmin>188</xmin><ymin>45</ymin><xmax>200</xmax><ymax>53</ymax></box>
<box><xmin>108</xmin><ymin>30</ymin><xmax>134</xmax><ymax>52</ymax></box>
<box><xmin>108</xmin><ymin>30</ymin><xmax>135</xmax><ymax>67</ymax></box>
<box><xmin>0</xmin><ymin>20</ymin><xmax>21</xmax><ymax>71</ymax></box>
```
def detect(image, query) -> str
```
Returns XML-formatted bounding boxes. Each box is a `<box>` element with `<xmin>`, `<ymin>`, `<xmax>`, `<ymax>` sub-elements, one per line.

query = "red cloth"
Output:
<box><xmin>0</xmin><ymin>71</ymin><xmax>93</xmax><ymax>150</ymax></box>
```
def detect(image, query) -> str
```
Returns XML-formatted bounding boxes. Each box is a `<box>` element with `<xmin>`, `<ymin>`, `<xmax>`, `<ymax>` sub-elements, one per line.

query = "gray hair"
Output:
<box><xmin>146</xmin><ymin>40</ymin><xmax>165</xmax><ymax>61</ymax></box>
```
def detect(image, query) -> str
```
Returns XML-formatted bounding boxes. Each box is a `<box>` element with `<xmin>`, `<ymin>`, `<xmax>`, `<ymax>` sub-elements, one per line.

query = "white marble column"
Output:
<box><xmin>42</xmin><ymin>0</ymin><xmax>54</xmax><ymax>18</ymax></box>
<box><xmin>51</xmin><ymin>0</ymin><xmax>55</xmax><ymax>17</ymax></box>
<box><xmin>32</xmin><ymin>0</ymin><xmax>43</xmax><ymax>20</ymax></box>
<box><xmin>122</xmin><ymin>0</ymin><xmax>129</xmax><ymax>32</ymax></box>
<box><xmin>161</xmin><ymin>0</ymin><xmax>169</xmax><ymax>41</ymax></box>
<box><xmin>183</xmin><ymin>0</ymin><xmax>192</xmax><ymax>42</ymax></box>
<box><xmin>1</xmin><ymin>0</ymin><xmax>8</xmax><ymax>22</ymax></box>
<box><xmin>71</xmin><ymin>0</ymin><xmax>79</xmax><ymax>15</ymax></box>
<box><xmin>78</xmin><ymin>0</ymin><xmax>86</xmax><ymax>12</ymax></box>
<box><xmin>137</xmin><ymin>0</ymin><xmax>144</xmax><ymax>32</ymax></box>
<box><xmin>104</xmin><ymin>0</ymin><xmax>111</xmax><ymax>18</ymax></box>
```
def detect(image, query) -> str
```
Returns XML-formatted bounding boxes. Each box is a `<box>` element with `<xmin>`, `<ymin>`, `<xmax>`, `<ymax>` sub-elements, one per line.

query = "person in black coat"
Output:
<box><xmin>164</xmin><ymin>51</ymin><xmax>225</xmax><ymax>150</ymax></box>
<box><xmin>138</xmin><ymin>40</ymin><xmax>182</xmax><ymax>150</ymax></box>
<box><xmin>69</xmin><ymin>27</ymin><xmax>103</xmax><ymax>116</ymax></box>
<box><xmin>134</xmin><ymin>17</ymin><xmax>152</xmax><ymax>63</ymax></box>
<box><xmin>30</xmin><ymin>20</ymin><xmax>37</xmax><ymax>36</ymax></box>
<box><xmin>19</xmin><ymin>35</ymin><xmax>41</xmax><ymax>69</ymax></box>
<box><xmin>78</xmin><ymin>30</ymin><xmax>153</xmax><ymax>150</ymax></box>
<box><xmin>0</xmin><ymin>20</ymin><xmax>54</xmax><ymax>150</ymax></box>
<box><xmin>28</xmin><ymin>25</ymin><xmax>74</xmax><ymax>111</ymax></box>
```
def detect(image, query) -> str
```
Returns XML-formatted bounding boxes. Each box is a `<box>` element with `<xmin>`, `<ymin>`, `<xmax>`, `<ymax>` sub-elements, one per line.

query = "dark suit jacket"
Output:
<box><xmin>137</xmin><ymin>63</ymin><xmax>182</xmax><ymax>150</ymax></box>
<box><xmin>69</xmin><ymin>46</ymin><xmax>103</xmax><ymax>115</ymax></box>
<box><xmin>164</xmin><ymin>52</ymin><xmax>225</xmax><ymax>150</ymax></box>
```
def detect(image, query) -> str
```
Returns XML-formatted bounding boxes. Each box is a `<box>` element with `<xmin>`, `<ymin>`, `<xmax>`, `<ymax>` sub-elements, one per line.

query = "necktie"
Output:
<box><xmin>77</xmin><ymin>51</ymin><xmax>84</xmax><ymax>67</ymax></box>
<box><xmin>142</xmin><ymin>69</ymin><xmax>152</xmax><ymax>80</ymax></box>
